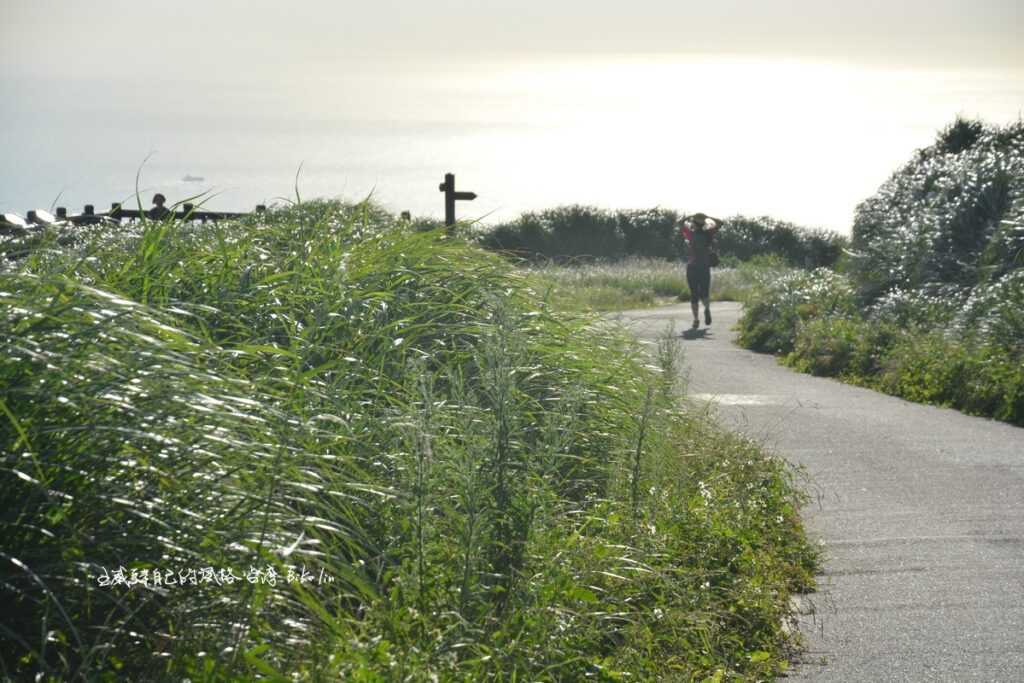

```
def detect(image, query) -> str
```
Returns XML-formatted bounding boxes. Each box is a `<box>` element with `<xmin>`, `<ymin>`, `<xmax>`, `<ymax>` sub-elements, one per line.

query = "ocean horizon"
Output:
<box><xmin>3</xmin><ymin>55</ymin><xmax>1021</xmax><ymax>234</ymax></box>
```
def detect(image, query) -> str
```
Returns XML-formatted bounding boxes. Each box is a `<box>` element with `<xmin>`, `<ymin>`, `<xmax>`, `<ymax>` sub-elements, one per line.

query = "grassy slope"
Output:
<box><xmin>1</xmin><ymin>201</ymin><xmax>816</xmax><ymax>681</ymax></box>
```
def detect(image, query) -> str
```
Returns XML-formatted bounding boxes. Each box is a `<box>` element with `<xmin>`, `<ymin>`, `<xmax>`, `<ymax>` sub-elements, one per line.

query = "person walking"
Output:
<box><xmin>680</xmin><ymin>212</ymin><xmax>724</xmax><ymax>329</ymax></box>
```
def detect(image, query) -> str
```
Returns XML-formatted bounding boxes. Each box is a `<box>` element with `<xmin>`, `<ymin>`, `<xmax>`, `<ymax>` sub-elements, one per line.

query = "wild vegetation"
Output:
<box><xmin>1</xmin><ymin>201</ymin><xmax>816</xmax><ymax>680</ymax></box>
<box><xmin>476</xmin><ymin>205</ymin><xmax>846</xmax><ymax>269</ymax></box>
<box><xmin>737</xmin><ymin>117</ymin><xmax>1024</xmax><ymax>425</ymax></box>
<box><xmin>523</xmin><ymin>256</ymin><xmax>792</xmax><ymax>312</ymax></box>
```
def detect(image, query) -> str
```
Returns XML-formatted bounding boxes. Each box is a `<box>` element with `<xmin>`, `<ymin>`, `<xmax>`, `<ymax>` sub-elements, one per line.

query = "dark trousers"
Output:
<box><xmin>686</xmin><ymin>263</ymin><xmax>711</xmax><ymax>303</ymax></box>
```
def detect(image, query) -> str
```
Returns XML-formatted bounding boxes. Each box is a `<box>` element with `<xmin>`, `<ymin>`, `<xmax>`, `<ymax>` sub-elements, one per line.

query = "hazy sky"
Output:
<box><xmin>4</xmin><ymin>0</ymin><xmax>1022</xmax><ymax>80</ymax></box>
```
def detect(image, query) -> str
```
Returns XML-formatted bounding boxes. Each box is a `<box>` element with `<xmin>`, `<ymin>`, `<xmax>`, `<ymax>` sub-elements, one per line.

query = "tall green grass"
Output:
<box><xmin>2</xmin><ymin>201</ymin><xmax>816</xmax><ymax>680</ymax></box>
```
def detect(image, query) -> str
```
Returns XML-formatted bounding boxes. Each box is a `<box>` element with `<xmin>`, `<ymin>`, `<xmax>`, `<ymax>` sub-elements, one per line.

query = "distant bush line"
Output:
<box><xmin>473</xmin><ymin>205</ymin><xmax>847</xmax><ymax>269</ymax></box>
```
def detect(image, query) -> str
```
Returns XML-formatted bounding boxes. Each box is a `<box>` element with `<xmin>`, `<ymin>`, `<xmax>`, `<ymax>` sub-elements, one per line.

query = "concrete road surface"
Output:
<box><xmin>612</xmin><ymin>301</ymin><xmax>1024</xmax><ymax>683</ymax></box>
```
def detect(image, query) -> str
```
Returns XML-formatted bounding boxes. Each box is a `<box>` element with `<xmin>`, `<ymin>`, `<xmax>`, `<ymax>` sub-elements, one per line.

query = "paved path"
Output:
<box><xmin>611</xmin><ymin>302</ymin><xmax>1024</xmax><ymax>683</ymax></box>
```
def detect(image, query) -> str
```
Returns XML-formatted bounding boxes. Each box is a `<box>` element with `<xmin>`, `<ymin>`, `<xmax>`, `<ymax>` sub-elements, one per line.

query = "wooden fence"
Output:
<box><xmin>2</xmin><ymin>203</ymin><xmax>267</xmax><ymax>230</ymax></box>
<box><xmin>3</xmin><ymin>172</ymin><xmax>477</xmax><ymax>232</ymax></box>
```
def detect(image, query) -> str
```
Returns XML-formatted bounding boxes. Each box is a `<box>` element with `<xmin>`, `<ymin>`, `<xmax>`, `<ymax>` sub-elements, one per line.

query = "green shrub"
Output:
<box><xmin>877</xmin><ymin>332</ymin><xmax>1024</xmax><ymax>423</ymax></box>
<box><xmin>480</xmin><ymin>205</ymin><xmax>626</xmax><ymax>260</ymax></box>
<box><xmin>737</xmin><ymin>269</ymin><xmax>857</xmax><ymax>354</ymax></box>
<box><xmin>848</xmin><ymin>118</ymin><xmax>1024</xmax><ymax>302</ymax></box>
<box><xmin>957</xmin><ymin>269</ymin><xmax>1024</xmax><ymax>355</ymax></box>
<box><xmin>715</xmin><ymin>216</ymin><xmax>847</xmax><ymax>269</ymax></box>
<box><xmin>937</xmin><ymin>116</ymin><xmax>985</xmax><ymax>154</ymax></box>
<box><xmin>742</xmin><ymin>271</ymin><xmax>1023</xmax><ymax>425</ymax></box>
<box><xmin>788</xmin><ymin>316</ymin><xmax>874</xmax><ymax>377</ymax></box>
<box><xmin>477</xmin><ymin>206</ymin><xmax>848</xmax><ymax>268</ymax></box>
<box><xmin>742</xmin><ymin>117</ymin><xmax>1024</xmax><ymax>426</ymax></box>
<box><xmin>617</xmin><ymin>207</ymin><xmax>684</xmax><ymax>259</ymax></box>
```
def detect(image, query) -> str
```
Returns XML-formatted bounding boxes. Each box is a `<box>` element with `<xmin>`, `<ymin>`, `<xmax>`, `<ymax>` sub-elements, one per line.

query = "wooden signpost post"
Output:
<box><xmin>438</xmin><ymin>173</ymin><xmax>476</xmax><ymax>227</ymax></box>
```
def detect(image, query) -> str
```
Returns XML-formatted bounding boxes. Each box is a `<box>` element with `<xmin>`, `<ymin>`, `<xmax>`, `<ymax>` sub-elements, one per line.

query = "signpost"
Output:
<box><xmin>438</xmin><ymin>173</ymin><xmax>476</xmax><ymax>227</ymax></box>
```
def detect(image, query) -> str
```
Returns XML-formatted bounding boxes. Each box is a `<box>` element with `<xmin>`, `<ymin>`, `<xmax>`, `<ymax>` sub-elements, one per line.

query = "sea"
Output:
<box><xmin>2</xmin><ymin>55</ymin><xmax>1022</xmax><ymax>234</ymax></box>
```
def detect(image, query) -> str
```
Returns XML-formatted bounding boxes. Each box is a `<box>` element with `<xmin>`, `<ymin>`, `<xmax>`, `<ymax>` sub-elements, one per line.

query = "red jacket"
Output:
<box><xmin>680</xmin><ymin>224</ymin><xmax>719</xmax><ymax>266</ymax></box>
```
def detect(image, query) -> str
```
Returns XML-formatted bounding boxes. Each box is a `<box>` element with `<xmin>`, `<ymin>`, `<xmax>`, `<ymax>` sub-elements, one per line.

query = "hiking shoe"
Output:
<box><xmin>705</xmin><ymin>308</ymin><xmax>712</xmax><ymax>326</ymax></box>
<box><xmin>692</xmin><ymin>318</ymin><xmax>700</xmax><ymax>329</ymax></box>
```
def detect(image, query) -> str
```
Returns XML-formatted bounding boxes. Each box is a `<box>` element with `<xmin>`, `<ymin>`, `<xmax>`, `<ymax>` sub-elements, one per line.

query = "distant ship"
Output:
<box><xmin>182</xmin><ymin>174</ymin><xmax>205</xmax><ymax>182</ymax></box>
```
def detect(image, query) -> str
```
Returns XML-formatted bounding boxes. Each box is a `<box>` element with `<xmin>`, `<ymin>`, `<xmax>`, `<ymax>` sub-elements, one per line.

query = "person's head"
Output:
<box><xmin>692</xmin><ymin>212</ymin><xmax>708</xmax><ymax>230</ymax></box>
<box><xmin>152</xmin><ymin>193</ymin><xmax>166</xmax><ymax>207</ymax></box>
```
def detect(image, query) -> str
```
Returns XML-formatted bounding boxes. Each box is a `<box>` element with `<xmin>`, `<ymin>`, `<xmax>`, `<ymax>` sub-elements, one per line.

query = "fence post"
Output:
<box><xmin>438</xmin><ymin>173</ymin><xmax>477</xmax><ymax>228</ymax></box>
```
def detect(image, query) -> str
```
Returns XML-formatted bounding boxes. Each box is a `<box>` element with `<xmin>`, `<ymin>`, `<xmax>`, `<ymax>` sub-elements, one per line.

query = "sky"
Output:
<box><xmin>3</xmin><ymin>0</ymin><xmax>1022</xmax><ymax>73</ymax></box>
<box><xmin>2</xmin><ymin>1</ymin><xmax>1022</xmax><ymax>232</ymax></box>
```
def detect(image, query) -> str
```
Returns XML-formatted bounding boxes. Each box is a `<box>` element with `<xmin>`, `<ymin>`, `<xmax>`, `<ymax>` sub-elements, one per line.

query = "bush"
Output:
<box><xmin>617</xmin><ymin>207</ymin><xmax>685</xmax><ymax>259</ymax></box>
<box><xmin>480</xmin><ymin>205</ymin><xmax>626</xmax><ymax>261</ymax></box>
<box><xmin>477</xmin><ymin>206</ymin><xmax>848</xmax><ymax>268</ymax></box>
<box><xmin>937</xmin><ymin>116</ymin><xmax>985</xmax><ymax>154</ymax></box>
<box><xmin>787</xmin><ymin>316</ymin><xmax>898</xmax><ymax>378</ymax></box>
<box><xmin>741</xmin><ymin>273</ymin><xmax>1024</xmax><ymax>425</ymax></box>
<box><xmin>736</xmin><ymin>269</ymin><xmax>857</xmax><ymax>354</ymax></box>
<box><xmin>715</xmin><ymin>216</ymin><xmax>847</xmax><ymax>269</ymax></box>
<box><xmin>848</xmin><ymin>118</ymin><xmax>1024</xmax><ymax>302</ymax></box>
<box><xmin>956</xmin><ymin>269</ymin><xmax>1024</xmax><ymax>355</ymax></box>
<box><xmin>739</xmin><ymin>117</ymin><xmax>1024</xmax><ymax>426</ymax></box>
<box><xmin>876</xmin><ymin>332</ymin><xmax>1024</xmax><ymax>423</ymax></box>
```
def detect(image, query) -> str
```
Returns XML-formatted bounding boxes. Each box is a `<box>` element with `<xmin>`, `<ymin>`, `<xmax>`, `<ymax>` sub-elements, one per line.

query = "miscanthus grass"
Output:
<box><xmin>1</xmin><ymin>200</ymin><xmax>816</xmax><ymax>680</ymax></box>
<box><xmin>736</xmin><ymin>119</ymin><xmax>1023</xmax><ymax>424</ymax></box>
<box><xmin>521</xmin><ymin>257</ymin><xmax>778</xmax><ymax>312</ymax></box>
